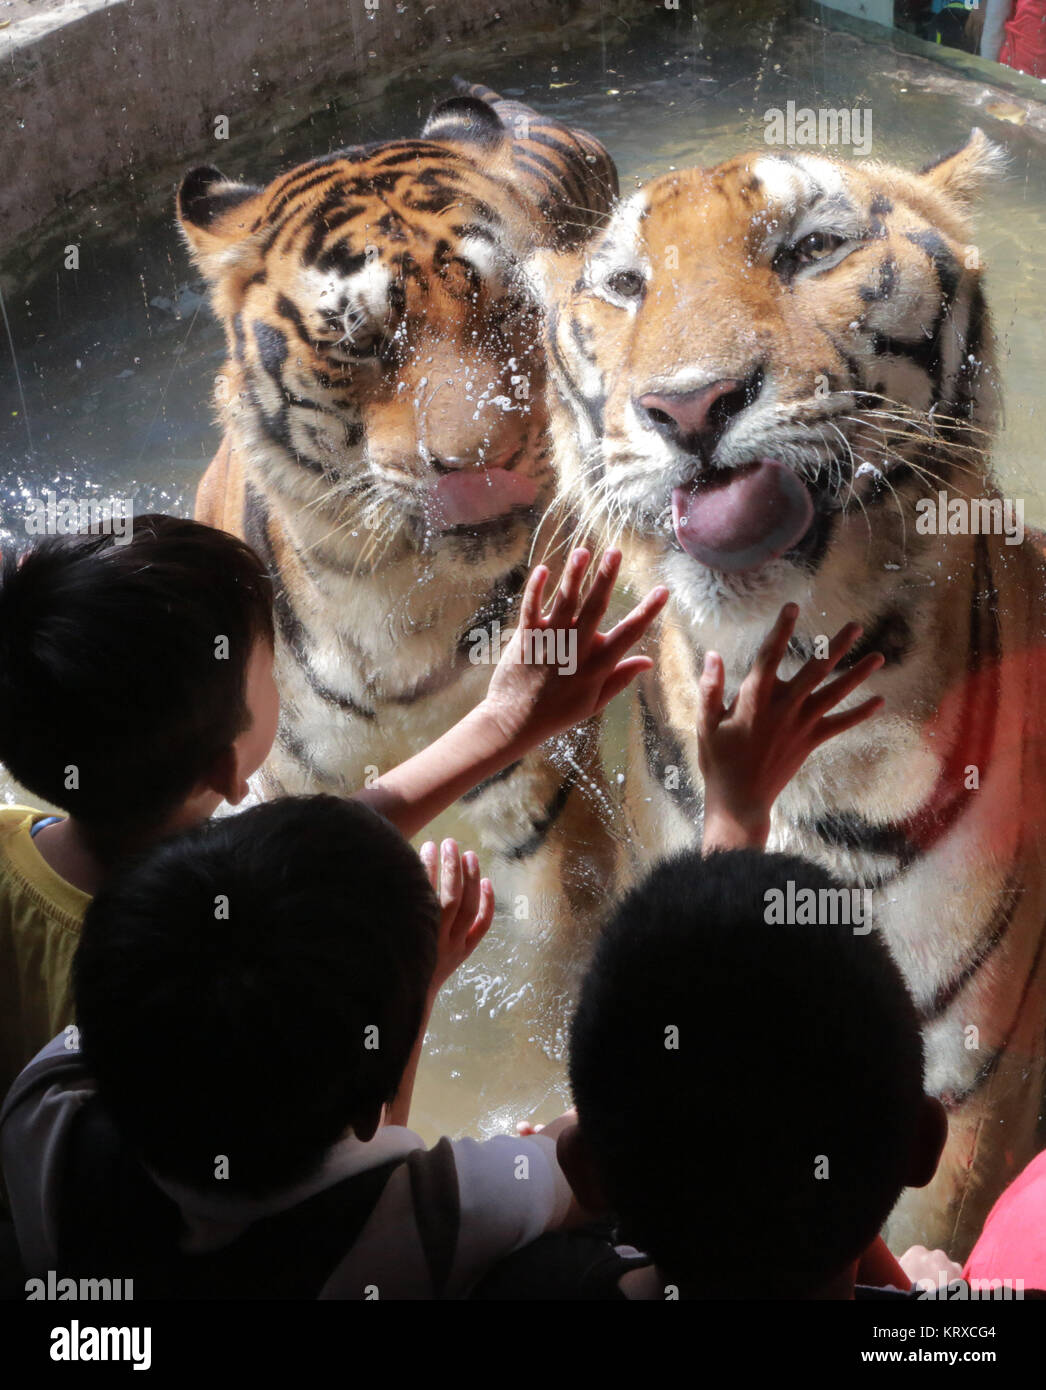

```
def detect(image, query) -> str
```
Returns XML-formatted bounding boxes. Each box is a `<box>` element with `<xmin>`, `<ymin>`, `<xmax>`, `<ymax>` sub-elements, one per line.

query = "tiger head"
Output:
<box><xmin>533</xmin><ymin>131</ymin><xmax>1004</xmax><ymax>622</ymax></box>
<box><xmin>177</xmin><ymin>98</ymin><xmax>558</xmax><ymax>573</ymax></box>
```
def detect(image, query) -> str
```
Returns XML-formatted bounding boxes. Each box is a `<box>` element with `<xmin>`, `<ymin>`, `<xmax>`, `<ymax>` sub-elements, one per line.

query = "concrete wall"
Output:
<box><xmin>0</xmin><ymin>0</ymin><xmax>633</xmax><ymax>254</ymax></box>
<box><xmin>818</xmin><ymin>0</ymin><xmax>893</xmax><ymax>28</ymax></box>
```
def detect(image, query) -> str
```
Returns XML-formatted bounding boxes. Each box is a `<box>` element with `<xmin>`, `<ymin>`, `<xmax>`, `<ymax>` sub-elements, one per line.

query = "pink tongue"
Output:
<box><xmin>428</xmin><ymin>469</ymin><xmax>538</xmax><ymax>528</ymax></box>
<box><xmin>671</xmin><ymin>459</ymin><xmax>814</xmax><ymax>573</ymax></box>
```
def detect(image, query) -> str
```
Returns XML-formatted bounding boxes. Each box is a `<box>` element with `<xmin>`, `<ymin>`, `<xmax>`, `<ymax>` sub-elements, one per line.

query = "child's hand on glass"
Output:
<box><xmin>699</xmin><ymin>602</ymin><xmax>885</xmax><ymax>852</ymax></box>
<box><xmin>419</xmin><ymin>838</ymin><xmax>495</xmax><ymax>994</ymax></box>
<box><xmin>481</xmin><ymin>547</ymin><xmax>668</xmax><ymax>750</ymax></box>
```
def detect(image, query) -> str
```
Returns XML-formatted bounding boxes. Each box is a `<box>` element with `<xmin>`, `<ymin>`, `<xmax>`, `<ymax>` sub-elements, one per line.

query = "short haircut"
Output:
<box><xmin>568</xmin><ymin>849</ymin><xmax>927</xmax><ymax>1296</ymax></box>
<box><xmin>74</xmin><ymin>795</ymin><xmax>439</xmax><ymax>1196</ymax></box>
<box><xmin>0</xmin><ymin>515</ymin><xmax>274</xmax><ymax>842</ymax></box>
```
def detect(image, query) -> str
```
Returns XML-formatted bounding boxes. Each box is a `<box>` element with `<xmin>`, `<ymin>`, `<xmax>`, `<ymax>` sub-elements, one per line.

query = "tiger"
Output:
<box><xmin>530</xmin><ymin>128</ymin><xmax>1046</xmax><ymax>1257</ymax></box>
<box><xmin>177</xmin><ymin>81</ymin><xmax>622</xmax><ymax>983</ymax></box>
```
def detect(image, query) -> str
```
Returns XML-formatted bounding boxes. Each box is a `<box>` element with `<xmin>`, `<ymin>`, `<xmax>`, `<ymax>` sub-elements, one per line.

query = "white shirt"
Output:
<box><xmin>1</xmin><ymin>1034</ymin><xmax>574</xmax><ymax>1299</ymax></box>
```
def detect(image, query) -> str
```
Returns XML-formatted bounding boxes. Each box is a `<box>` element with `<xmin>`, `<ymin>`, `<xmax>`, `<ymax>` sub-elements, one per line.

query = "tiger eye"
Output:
<box><xmin>794</xmin><ymin>231</ymin><xmax>844</xmax><ymax>262</ymax></box>
<box><xmin>605</xmin><ymin>268</ymin><xmax>646</xmax><ymax>300</ymax></box>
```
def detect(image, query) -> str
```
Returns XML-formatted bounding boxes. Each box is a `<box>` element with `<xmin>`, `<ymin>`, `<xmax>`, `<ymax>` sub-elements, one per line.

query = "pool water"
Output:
<box><xmin>3</xmin><ymin>5</ymin><xmax>1046</xmax><ymax>1141</ymax></box>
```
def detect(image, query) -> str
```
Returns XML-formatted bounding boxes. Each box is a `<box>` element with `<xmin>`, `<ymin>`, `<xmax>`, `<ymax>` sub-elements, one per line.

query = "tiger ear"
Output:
<box><xmin>422</xmin><ymin>96</ymin><xmax>505</xmax><ymax>148</ymax></box>
<box><xmin>176</xmin><ymin>166</ymin><xmax>266</xmax><ymax>285</ymax></box>
<box><xmin>918</xmin><ymin>129</ymin><xmax>1007</xmax><ymax>208</ymax></box>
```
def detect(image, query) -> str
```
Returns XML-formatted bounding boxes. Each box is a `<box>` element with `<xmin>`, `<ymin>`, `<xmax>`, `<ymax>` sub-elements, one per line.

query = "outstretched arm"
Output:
<box><xmin>384</xmin><ymin>839</ymin><xmax>495</xmax><ymax>1130</ymax></box>
<box><xmin>353</xmin><ymin>549</ymin><xmax>668</xmax><ymax>841</ymax></box>
<box><xmin>698</xmin><ymin>603</ymin><xmax>886</xmax><ymax>852</ymax></box>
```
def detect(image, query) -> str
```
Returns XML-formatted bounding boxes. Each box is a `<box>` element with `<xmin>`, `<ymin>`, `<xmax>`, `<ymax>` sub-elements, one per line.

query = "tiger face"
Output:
<box><xmin>178</xmin><ymin>135</ymin><xmax>552</xmax><ymax>574</ymax></box>
<box><xmin>535</xmin><ymin>131</ymin><xmax>1002</xmax><ymax>620</ymax></box>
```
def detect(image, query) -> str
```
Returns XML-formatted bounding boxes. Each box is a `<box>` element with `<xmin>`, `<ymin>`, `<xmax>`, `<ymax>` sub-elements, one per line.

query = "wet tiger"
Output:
<box><xmin>531</xmin><ymin>129</ymin><xmax>1046</xmax><ymax>1257</ymax></box>
<box><xmin>175</xmin><ymin>82</ymin><xmax>626</xmax><ymax>1035</ymax></box>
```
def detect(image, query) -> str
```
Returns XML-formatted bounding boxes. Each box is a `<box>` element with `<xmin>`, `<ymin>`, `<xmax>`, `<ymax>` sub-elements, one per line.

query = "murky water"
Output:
<box><xmin>3</xmin><ymin>7</ymin><xmax>1046</xmax><ymax>1141</ymax></box>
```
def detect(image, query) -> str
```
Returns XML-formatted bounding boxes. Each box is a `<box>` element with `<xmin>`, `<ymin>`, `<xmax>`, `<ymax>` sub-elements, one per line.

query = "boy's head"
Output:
<box><xmin>564</xmin><ymin>849</ymin><xmax>946</xmax><ymax>1298</ymax></box>
<box><xmin>74</xmin><ymin>795</ymin><xmax>439</xmax><ymax>1196</ymax></box>
<box><xmin>0</xmin><ymin>516</ymin><xmax>277</xmax><ymax>848</ymax></box>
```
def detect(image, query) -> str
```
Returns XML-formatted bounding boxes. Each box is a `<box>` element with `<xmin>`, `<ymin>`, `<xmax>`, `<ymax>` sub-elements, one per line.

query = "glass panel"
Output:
<box><xmin>1</xmin><ymin>0</ymin><xmax>1043</xmax><ymax>1274</ymax></box>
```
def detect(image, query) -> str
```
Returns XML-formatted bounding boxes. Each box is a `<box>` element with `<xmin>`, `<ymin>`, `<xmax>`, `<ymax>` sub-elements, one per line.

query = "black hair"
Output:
<box><xmin>568</xmin><ymin>849</ymin><xmax>927</xmax><ymax>1297</ymax></box>
<box><xmin>0</xmin><ymin>515</ymin><xmax>274</xmax><ymax>845</ymax></box>
<box><xmin>73</xmin><ymin>795</ymin><xmax>439</xmax><ymax>1196</ymax></box>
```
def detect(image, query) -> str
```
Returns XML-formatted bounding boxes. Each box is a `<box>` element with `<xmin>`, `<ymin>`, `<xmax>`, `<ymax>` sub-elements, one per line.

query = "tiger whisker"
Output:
<box><xmin>858</xmin><ymin>398</ymin><xmax>996</xmax><ymax>444</ymax></box>
<box><xmin>812</xmin><ymin>423</ymin><xmax>874</xmax><ymax>546</ymax></box>
<box><xmin>839</xmin><ymin>418</ymin><xmax>989</xmax><ymax>484</ymax></box>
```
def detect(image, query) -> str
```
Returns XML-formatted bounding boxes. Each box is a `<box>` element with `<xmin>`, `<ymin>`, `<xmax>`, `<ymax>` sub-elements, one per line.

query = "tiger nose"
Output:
<box><xmin>638</xmin><ymin>378</ymin><xmax>747</xmax><ymax>453</ymax></box>
<box><xmin>428</xmin><ymin>443</ymin><xmax>517</xmax><ymax>472</ymax></box>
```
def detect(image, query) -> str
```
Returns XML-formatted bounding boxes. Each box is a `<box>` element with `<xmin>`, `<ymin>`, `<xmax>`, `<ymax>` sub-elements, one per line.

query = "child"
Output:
<box><xmin>549</xmin><ymin>845</ymin><xmax>948</xmax><ymax>1299</ymax></box>
<box><xmin>0</xmin><ymin>514</ymin><xmax>667</xmax><ymax>1116</ymax></box>
<box><xmin>475</xmin><ymin>607</ymin><xmax>939</xmax><ymax>1299</ymax></box>
<box><xmin>3</xmin><ymin>795</ymin><xmax>584</xmax><ymax>1296</ymax></box>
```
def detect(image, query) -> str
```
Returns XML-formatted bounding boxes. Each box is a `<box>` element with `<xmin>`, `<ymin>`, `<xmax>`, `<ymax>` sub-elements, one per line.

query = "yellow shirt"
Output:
<box><xmin>0</xmin><ymin>805</ymin><xmax>90</xmax><ymax>1111</ymax></box>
